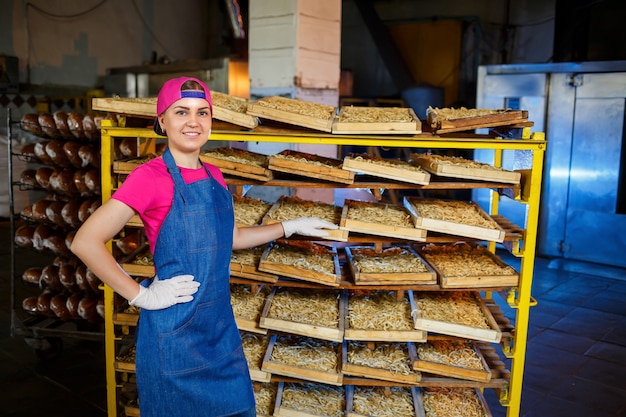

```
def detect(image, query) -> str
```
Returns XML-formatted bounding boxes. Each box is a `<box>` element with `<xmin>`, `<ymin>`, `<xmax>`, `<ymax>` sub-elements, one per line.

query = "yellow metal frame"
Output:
<box><xmin>100</xmin><ymin>123</ymin><xmax>546</xmax><ymax>417</ymax></box>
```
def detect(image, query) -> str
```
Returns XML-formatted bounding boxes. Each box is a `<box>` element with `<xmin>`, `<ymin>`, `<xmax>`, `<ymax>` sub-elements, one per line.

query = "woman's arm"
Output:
<box><xmin>231</xmin><ymin>217</ymin><xmax>338</xmax><ymax>250</ymax></box>
<box><xmin>70</xmin><ymin>199</ymin><xmax>140</xmax><ymax>301</ymax></box>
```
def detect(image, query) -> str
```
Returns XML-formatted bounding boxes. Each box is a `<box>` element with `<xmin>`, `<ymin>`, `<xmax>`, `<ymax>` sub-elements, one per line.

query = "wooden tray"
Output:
<box><xmin>210</xmin><ymin>91</ymin><xmax>259</xmax><ymax>128</ymax></box>
<box><xmin>342</xmin><ymin>341</ymin><xmax>421</xmax><ymax>384</ymax></box>
<box><xmin>254</xmin><ymin>382</ymin><xmax>279</xmax><ymax>417</ymax></box>
<box><xmin>417</xmin><ymin>243</ymin><xmax>519</xmax><ymax>289</ymax></box>
<box><xmin>344</xmin><ymin>290</ymin><xmax>426</xmax><ymax>342</ymax></box>
<box><xmin>268</xmin><ymin>150</ymin><xmax>355</xmax><ymax>184</ymax></box>
<box><xmin>412</xmin><ymin>291</ymin><xmax>502</xmax><ymax>343</ymax></box>
<box><xmin>247</xmin><ymin>96</ymin><xmax>336</xmax><ymax>132</ymax></box>
<box><xmin>232</xmin><ymin>194</ymin><xmax>273</xmax><ymax>227</ymax></box>
<box><xmin>262</xmin><ymin>334</ymin><xmax>343</xmax><ymax>385</ymax></box>
<box><xmin>346</xmin><ymin>385</ymin><xmax>422</xmax><ymax>417</ymax></box>
<box><xmin>241</xmin><ymin>332</ymin><xmax>272</xmax><ymax>382</ymax></box>
<box><xmin>420</xmin><ymin>387</ymin><xmax>493</xmax><ymax>417</ymax></box>
<box><xmin>200</xmin><ymin>147</ymin><xmax>273</xmax><ymax>181</ymax></box>
<box><xmin>230</xmin><ymin>246</ymin><xmax>279</xmax><ymax>284</ymax></box>
<box><xmin>345</xmin><ymin>246</ymin><xmax>437</xmax><ymax>285</ymax></box>
<box><xmin>92</xmin><ymin>97</ymin><xmax>156</xmax><ymax>117</ymax></box>
<box><xmin>231</xmin><ymin>284</ymin><xmax>272</xmax><ymax>334</ymax></box>
<box><xmin>413</xmin><ymin>339</ymin><xmax>491</xmax><ymax>383</ymax></box>
<box><xmin>403</xmin><ymin>197</ymin><xmax>505</xmax><ymax>243</ymax></box>
<box><xmin>258</xmin><ymin>241</ymin><xmax>342</xmax><ymax>287</ymax></box>
<box><xmin>340</xmin><ymin>199</ymin><xmax>427</xmax><ymax>242</ymax></box>
<box><xmin>93</xmin><ymin>94</ymin><xmax>259</xmax><ymax>128</ymax></box>
<box><xmin>427</xmin><ymin>107</ymin><xmax>529</xmax><ymax>134</ymax></box>
<box><xmin>342</xmin><ymin>154</ymin><xmax>430</xmax><ymax>185</ymax></box>
<box><xmin>332</xmin><ymin>106</ymin><xmax>422</xmax><ymax>134</ymax></box>
<box><xmin>113</xmin><ymin>154</ymin><xmax>159</xmax><ymax>174</ymax></box>
<box><xmin>262</xmin><ymin>196</ymin><xmax>348</xmax><ymax>242</ymax></box>
<box><xmin>410</xmin><ymin>153</ymin><xmax>521</xmax><ymax>184</ymax></box>
<box><xmin>274</xmin><ymin>382</ymin><xmax>346</xmax><ymax>417</ymax></box>
<box><xmin>259</xmin><ymin>287</ymin><xmax>345</xmax><ymax>342</ymax></box>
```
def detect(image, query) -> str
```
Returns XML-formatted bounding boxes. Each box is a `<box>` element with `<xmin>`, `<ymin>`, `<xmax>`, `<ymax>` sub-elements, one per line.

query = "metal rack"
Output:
<box><xmin>6</xmin><ymin>109</ymin><xmax>103</xmax><ymax>358</ymax></box>
<box><xmin>99</xmin><ymin>119</ymin><xmax>545</xmax><ymax>417</ymax></box>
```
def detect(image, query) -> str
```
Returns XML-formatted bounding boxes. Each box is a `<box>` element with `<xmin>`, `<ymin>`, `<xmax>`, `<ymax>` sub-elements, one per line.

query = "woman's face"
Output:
<box><xmin>158</xmin><ymin>95</ymin><xmax>212</xmax><ymax>153</ymax></box>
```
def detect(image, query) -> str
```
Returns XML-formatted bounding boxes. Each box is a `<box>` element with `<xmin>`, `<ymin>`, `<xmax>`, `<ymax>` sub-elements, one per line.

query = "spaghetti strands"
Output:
<box><xmin>270</xmin><ymin>335</ymin><xmax>339</xmax><ymax>373</ymax></box>
<box><xmin>230</xmin><ymin>284</ymin><xmax>270</xmax><ymax>322</ymax></box>
<box><xmin>352</xmin><ymin>386</ymin><xmax>415</xmax><ymax>417</ymax></box>
<box><xmin>348</xmin><ymin>290</ymin><xmax>414</xmax><ymax>331</ymax></box>
<box><xmin>417</xmin><ymin>340</ymin><xmax>484</xmax><ymax>370</ymax></box>
<box><xmin>414</xmin><ymin>292</ymin><xmax>490</xmax><ymax>329</ymax></box>
<box><xmin>347</xmin><ymin>341</ymin><xmax>412</xmax><ymax>375</ymax></box>
<box><xmin>267</xmin><ymin>288</ymin><xmax>339</xmax><ymax>328</ymax></box>
<box><xmin>422</xmin><ymin>387</ymin><xmax>488</xmax><ymax>417</ymax></box>
<box><xmin>280</xmin><ymin>382</ymin><xmax>345</xmax><ymax>417</ymax></box>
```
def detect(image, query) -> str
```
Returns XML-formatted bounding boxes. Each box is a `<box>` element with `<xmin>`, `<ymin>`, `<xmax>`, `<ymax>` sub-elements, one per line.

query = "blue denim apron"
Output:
<box><xmin>135</xmin><ymin>148</ymin><xmax>255</xmax><ymax>416</ymax></box>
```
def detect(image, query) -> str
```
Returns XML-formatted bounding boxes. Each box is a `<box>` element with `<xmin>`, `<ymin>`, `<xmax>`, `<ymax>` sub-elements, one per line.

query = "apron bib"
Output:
<box><xmin>135</xmin><ymin>148</ymin><xmax>254</xmax><ymax>416</ymax></box>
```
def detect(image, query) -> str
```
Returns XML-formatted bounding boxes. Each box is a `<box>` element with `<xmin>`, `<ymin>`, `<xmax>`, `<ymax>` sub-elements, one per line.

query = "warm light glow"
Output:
<box><xmin>228</xmin><ymin>60</ymin><xmax>250</xmax><ymax>98</ymax></box>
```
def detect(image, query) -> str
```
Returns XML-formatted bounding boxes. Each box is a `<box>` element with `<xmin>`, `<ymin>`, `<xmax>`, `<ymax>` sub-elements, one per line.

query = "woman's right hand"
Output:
<box><xmin>129</xmin><ymin>275</ymin><xmax>200</xmax><ymax>310</ymax></box>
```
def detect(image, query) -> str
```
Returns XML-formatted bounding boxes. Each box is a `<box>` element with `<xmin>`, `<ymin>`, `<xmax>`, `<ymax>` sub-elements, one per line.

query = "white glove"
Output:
<box><xmin>281</xmin><ymin>216</ymin><xmax>339</xmax><ymax>238</ymax></box>
<box><xmin>129</xmin><ymin>274</ymin><xmax>200</xmax><ymax>310</ymax></box>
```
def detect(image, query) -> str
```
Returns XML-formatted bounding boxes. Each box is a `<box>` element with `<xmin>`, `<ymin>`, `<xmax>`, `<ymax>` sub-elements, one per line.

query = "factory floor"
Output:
<box><xmin>1</xmin><ymin>219</ymin><xmax>626</xmax><ymax>417</ymax></box>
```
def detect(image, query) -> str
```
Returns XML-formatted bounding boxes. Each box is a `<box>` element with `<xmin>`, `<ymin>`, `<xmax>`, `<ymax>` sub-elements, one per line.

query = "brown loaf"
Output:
<box><xmin>51</xmin><ymin>169</ymin><xmax>78</xmax><ymax>194</ymax></box>
<box><xmin>90</xmin><ymin>199</ymin><xmax>102</xmax><ymax>214</ymax></box>
<box><xmin>64</xmin><ymin>230</ymin><xmax>76</xmax><ymax>253</ymax></box>
<box><xmin>62</xmin><ymin>141</ymin><xmax>84</xmax><ymax>168</ymax></box>
<box><xmin>20</xmin><ymin>169</ymin><xmax>38</xmax><ymax>187</ymax></box>
<box><xmin>14</xmin><ymin>224</ymin><xmax>36</xmax><ymax>248</ymax></box>
<box><xmin>34</xmin><ymin>141</ymin><xmax>54</xmax><ymax>165</ymax></box>
<box><xmin>45</xmin><ymin>200</ymin><xmax>68</xmax><ymax>227</ymax></box>
<box><xmin>32</xmin><ymin>199</ymin><xmax>53</xmax><ymax>222</ymax></box>
<box><xmin>96</xmin><ymin>298</ymin><xmax>105</xmax><ymax>319</ymax></box>
<box><xmin>32</xmin><ymin>224</ymin><xmax>54</xmax><ymax>251</ymax></box>
<box><xmin>35</xmin><ymin>166</ymin><xmax>54</xmax><ymax>188</ymax></box>
<box><xmin>40</xmin><ymin>264</ymin><xmax>61</xmax><ymax>289</ymax></box>
<box><xmin>38</xmin><ymin>113</ymin><xmax>58</xmax><ymax>138</ymax></box>
<box><xmin>78</xmin><ymin>144</ymin><xmax>99</xmax><ymax>168</ymax></box>
<box><xmin>119</xmin><ymin>138</ymin><xmax>138</xmax><ymax>157</ymax></box>
<box><xmin>66</xmin><ymin>293</ymin><xmax>82</xmax><ymax>318</ymax></box>
<box><xmin>61</xmin><ymin>200</ymin><xmax>82</xmax><ymax>228</ymax></box>
<box><xmin>75</xmin><ymin>264</ymin><xmax>90</xmax><ymax>292</ymax></box>
<box><xmin>21</xmin><ymin>113</ymin><xmax>42</xmax><ymax>136</ymax></box>
<box><xmin>78</xmin><ymin>297</ymin><xmax>100</xmax><ymax>321</ymax></box>
<box><xmin>84</xmin><ymin>168</ymin><xmax>100</xmax><ymax>192</ymax></box>
<box><xmin>78</xmin><ymin>199</ymin><xmax>93</xmax><ymax>223</ymax></box>
<box><xmin>53</xmin><ymin>111</ymin><xmax>72</xmax><ymax>139</ymax></box>
<box><xmin>19</xmin><ymin>204</ymin><xmax>34</xmax><ymax>220</ymax></box>
<box><xmin>22</xmin><ymin>266</ymin><xmax>43</xmax><ymax>285</ymax></box>
<box><xmin>36</xmin><ymin>291</ymin><xmax>53</xmax><ymax>315</ymax></box>
<box><xmin>116</xmin><ymin>233</ymin><xmax>139</xmax><ymax>255</ymax></box>
<box><xmin>44</xmin><ymin>233</ymin><xmax>70</xmax><ymax>255</ymax></box>
<box><xmin>73</xmin><ymin>170</ymin><xmax>88</xmax><ymax>194</ymax></box>
<box><xmin>46</xmin><ymin>140</ymin><xmax>72</xmax><ymax>167</ymax></box>
<box><xmin>85</xmin><ymin>268</ymin><xmax>101</xmax><ymax>292</ymax></box>
<box><xmin>59</xmin><ymin>262</ymin><xmax>78</xmax><ymax>292</ymax></box>
<box><xmin>20</xmin><ymin>143</ymin><xmax>37</xmax><ymax>159</ymax></box>
<box><xmin>67</xmin><ymin>112</ymin><xmax>85</xmax><ymax>139</ymax></box>
<box><xmin>22</xmin><ymin>296</ymin><xmax>39</xmax><ymax>313</ymax></box>
<box><xmin>82</xmin><ymin>114</ymin><xmax>99</xmax><ymax>140</ymax></box>
<box><xmin>50</xmin><ymin>294</ymin><xmax>71</xmax><ymax>320</ymax></box>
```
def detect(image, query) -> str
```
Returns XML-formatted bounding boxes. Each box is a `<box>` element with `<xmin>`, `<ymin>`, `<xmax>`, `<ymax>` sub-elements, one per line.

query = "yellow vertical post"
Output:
<box><xmin>100</xmin><ymin>121</ymin><xmax>119</xmax><ymax>417</ymax></box>
<box><xmin>505</xmin><ymin>133</ymin><xmax>545</xmax><ymax>417</ymax></box>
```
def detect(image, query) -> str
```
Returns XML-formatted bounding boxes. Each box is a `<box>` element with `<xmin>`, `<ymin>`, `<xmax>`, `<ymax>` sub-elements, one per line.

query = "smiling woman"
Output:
<box><xmin>69</xmin><ymin>76</ymin><xmax>336</xmax><ymax>417</ymax></box>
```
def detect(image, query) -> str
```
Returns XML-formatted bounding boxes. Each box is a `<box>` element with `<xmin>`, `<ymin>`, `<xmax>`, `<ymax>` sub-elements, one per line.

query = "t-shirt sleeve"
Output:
<box><xmin>111</xmin><ymin>163</ymin><xmax>159</xmax><ymax>214</ymax></box>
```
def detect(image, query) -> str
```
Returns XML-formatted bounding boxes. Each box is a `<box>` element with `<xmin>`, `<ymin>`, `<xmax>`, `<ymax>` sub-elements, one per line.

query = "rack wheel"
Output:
<box><xmin>24</xmin><ymin>336</ymin><xmax>64</xmax><ymax>360</ymax></box>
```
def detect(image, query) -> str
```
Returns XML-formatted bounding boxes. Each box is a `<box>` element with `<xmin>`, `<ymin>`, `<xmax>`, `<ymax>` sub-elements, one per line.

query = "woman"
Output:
<box><xmin>71</xmin><ymin>76</ymin><xmax>336</xmax><ymax>417</ymax></box>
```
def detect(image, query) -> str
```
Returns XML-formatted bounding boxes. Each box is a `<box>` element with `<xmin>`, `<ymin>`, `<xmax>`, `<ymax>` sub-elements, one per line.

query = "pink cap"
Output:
<box><xmin>156</xmin><ymin>76</ymin><xmax>212</xmax><ymax>116</ymax></box>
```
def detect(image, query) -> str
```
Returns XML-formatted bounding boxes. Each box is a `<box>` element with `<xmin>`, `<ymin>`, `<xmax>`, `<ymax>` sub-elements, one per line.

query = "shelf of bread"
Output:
<box><xmin>342</xmin><ymin>153</ymin><xmax>430</xmax><ymax>185</ymax></box>
<box><xmin>344</xmin><ymin>290</ymin><xmax>426</xmax><ymax>343</ymax></box>
<box><xmin>200</xmin><ymin>147</ymin><xmax>273</xmax><ymax>181</ymax></box>
<box><xmin>404</xmin><ymin>197</ymin><xmax>506</xmax><ymax>243</ymax></box>
<box><xmin>259</xmin><ymin>287</ymin><xmax>345</xmax><ymax>342</ymax></box>
<box><xmin>342</xmin><ymin>341</ymin><xmax>422</xmax><ymax>384</ymax></box>
<box><xmin>262</xmin><ymin>334</ymin><xmax>343</xmax><ymax>386</ymax></box>
<box><xmin>262</xmin><ymin>195</ymin><xmax>348</xmax><ymax>242</ymax></box>
<box><xmin>345</xmin><ymin>245</ymin><xmax>437</xmax><ymax>286</ymax></box>
<box><xmin>268</xmin><ymin>149</ymin><xmax>355</xmax><ymax>184</ymax></box>
<box><xmin>413</xmin><ymin>291</ymin><xmax>502</xmax><ymax>343</ymax></box>
<box><xmin>346</xmin><ymin>385</ymin><xmax>421</xmax><ymax>417</ymax></box>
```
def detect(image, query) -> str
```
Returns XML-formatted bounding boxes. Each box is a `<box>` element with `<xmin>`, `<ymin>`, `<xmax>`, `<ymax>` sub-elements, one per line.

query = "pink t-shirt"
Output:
<box><xmin>112</xmin><ymin>156</ymin><xmax>228</xmax><ymax>252</ymax></box>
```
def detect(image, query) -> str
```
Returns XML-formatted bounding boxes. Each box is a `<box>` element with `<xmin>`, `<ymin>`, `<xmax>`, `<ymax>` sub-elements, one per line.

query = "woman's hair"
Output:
<box><xmin>181</xmin><ymin>80</ymin><xmax>204</xmax><ymax>92</ymax></box>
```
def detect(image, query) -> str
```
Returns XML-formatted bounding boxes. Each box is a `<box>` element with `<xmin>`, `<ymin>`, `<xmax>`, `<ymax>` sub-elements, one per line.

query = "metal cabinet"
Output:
<box><xmin>475</xmin><ymin>61</ymin><xmax>626</xmax><ymax>270</ymax></box>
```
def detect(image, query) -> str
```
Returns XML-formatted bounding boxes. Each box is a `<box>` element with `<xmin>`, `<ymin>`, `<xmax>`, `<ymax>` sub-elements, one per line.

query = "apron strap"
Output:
<box><xmin>162</xmin><ymin>148</ymin><xmax>192</xmax><ymax>203</ymax></box>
